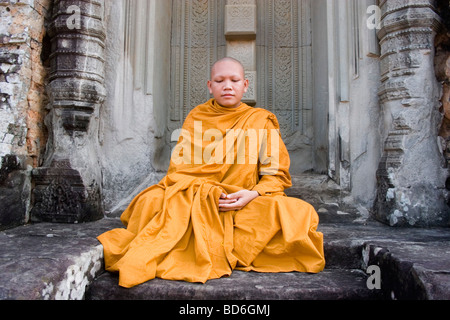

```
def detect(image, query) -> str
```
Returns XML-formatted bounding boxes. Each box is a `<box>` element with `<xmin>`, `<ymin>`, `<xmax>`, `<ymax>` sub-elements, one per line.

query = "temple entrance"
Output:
<box><xmin>169</xmin><ymin>0</ymin><xmax>329</xmax><ymax>176</ymax></box>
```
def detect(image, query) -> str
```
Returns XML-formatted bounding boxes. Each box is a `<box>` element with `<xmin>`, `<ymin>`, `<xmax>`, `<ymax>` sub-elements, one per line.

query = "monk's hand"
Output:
<box><xmin>218</xmin><ymin>190</ymin><xmax>259</xmax><ymax>212</ymax></box>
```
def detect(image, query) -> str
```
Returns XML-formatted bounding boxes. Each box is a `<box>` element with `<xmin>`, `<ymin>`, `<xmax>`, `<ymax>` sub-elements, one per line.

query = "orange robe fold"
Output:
<box><xmin>97</xmin><ymin>99</ymin><xmax>325</xmax><ymax>288</ymax></box>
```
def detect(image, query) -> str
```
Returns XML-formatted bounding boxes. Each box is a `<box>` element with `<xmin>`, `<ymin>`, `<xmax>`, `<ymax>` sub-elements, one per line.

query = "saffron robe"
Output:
<box><xmin>97</xmin><ymin>99</ymin><xmax>325</xmax><ymax>288</ymax></box>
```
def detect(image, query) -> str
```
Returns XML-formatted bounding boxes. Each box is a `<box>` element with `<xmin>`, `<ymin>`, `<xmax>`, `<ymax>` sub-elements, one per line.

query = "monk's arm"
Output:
<box><xmin>251</xmin><ymin>116</ymin><xmax>292</xmax><ymax>196</ymax></box>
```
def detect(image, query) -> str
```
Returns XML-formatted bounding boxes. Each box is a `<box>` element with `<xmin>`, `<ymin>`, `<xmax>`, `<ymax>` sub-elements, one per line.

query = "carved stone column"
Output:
<box><xmin>375</xmin><ymin>0</ymin><xmax>449</xmax><ymax>226</ymax></box>
<box><xmin>31</xmin><ymin>0</ymin><xmax>105</xmax><ymax>223</ymax></box>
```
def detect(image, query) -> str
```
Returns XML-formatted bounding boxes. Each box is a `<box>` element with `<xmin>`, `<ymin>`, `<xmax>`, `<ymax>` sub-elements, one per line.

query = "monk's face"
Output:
<box><xmin>207</xmin><ymin>60</ymin><xmax>249</xmax><ymax>108</ymax></box>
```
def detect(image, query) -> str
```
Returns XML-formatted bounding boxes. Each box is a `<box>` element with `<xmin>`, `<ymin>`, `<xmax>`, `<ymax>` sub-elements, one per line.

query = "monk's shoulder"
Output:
<box><xmin>251</xmin><ymin>107</ymin><xmax>275</xmax><ymax>118</ymax></box>
<box><xmin>183</xmin><ymin>101</ymin><xmax>210</xmax><ymax>124</ymax></box>
<box><xmin>249</xmin><ymin>107</ymin><xmax>280</xmax><ymax>127</ymax></box>
<box><xmin>189</xmin><ymin>101</ymin><xmax>209</xmax><ymax>115</ymax></box>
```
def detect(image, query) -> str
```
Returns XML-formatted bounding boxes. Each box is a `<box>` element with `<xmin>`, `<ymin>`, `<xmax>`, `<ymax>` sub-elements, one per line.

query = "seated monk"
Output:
<box><xmin>97</xmin><ymin>57</ymin><xmax>326</xmax><ymax>288</ymax></box>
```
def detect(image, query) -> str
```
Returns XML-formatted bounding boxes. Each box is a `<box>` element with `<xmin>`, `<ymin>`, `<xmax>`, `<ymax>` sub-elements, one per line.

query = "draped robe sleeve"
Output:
<box><xmin>251</xmin><ymin>112</ymin><xmax>292</xmax><ymax>196</ymax></box>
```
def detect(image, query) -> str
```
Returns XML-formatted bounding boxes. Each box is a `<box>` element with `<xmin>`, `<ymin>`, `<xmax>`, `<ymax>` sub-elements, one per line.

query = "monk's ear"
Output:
<box><xmin>243</xmin><ymin>78</ymin><xmax>249</xmax><ymax>92</ymax></box>
<box><xmin>207</xmin><ymin>80</ymin><xmax>213</xmax><ymax>94</ymax></box>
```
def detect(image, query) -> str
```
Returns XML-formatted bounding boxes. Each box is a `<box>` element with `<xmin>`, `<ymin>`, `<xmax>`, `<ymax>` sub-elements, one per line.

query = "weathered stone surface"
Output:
<box><xmin>0</xmin><ymin>218</ymin><xmax>449</xmax><ymax>300</ymax></box>
<box><xmin>286</xmin><ymin>174</ymin><xmax>365</xmax><ymax>224</ymax></box>
<box><xmin>0</xmin><ymin>218</ymin><xmax>121</xmax><ymax>299</ymax></box>
<box><xmin>225</xmin><ymin>4</ymin><xmax>257</xmax><ymax>37</ymax></box>
<box><xmin>0</xmin><ymin>0</ymin><xmax>50</xmax><ymax>230</ymax></box>
<box><xmin>99</xmin><ymin>0</ymin><xmax>171</xmax><ymax>213</ymax></box>
<box><xmin>1</xmin><ymin>0</ymin><xmax>450</xmax><ymax>233</ymax></box>
<box><xmin>0</xmin><ymin>155</ymin><xmax>29</xmax><ymax>230</ymax></box>
<box><xmin>435</xmin><ymin>2</ymin><xmax>450</xmax><ymax>195</ymax></box>
<box><xmin>85</xmin><ymin>220</ymin><xmax>450</xmax><ymax>301</ymax></box>
<box><xmin>365</xmin><ymin>242</ymin><xmax>450</xmax><ymax>300</ymax></box>
<box><xmin>31</xmin><ymin>0</ymin><xmax>107</xmax><ymax>223</ymax></box>
<box><xmin>320</xmin><ymin>222</ymin><xmax>450</xmax><ymax>300</ymax></box>
<box><xmin>31</xmin><ymin>159</ymin><xmax>104</xmax><ymax>223</ymax></box>
<box><xmin>86</xmin><ymin>269</ymin><xmax>381</xmax><ymax>301</ymax></box>
<box><xmin>375</xmin><ymin>0</ymin><xmax>450</xmax><ymax>227</ymax></box>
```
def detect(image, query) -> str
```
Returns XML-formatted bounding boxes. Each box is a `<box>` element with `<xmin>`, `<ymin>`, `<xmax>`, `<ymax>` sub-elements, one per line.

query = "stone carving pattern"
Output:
<box><xmin>33</xmin><ymin>177</ymin><xmax>83</xmax><ymax>222</ymax></box>
<box><xmin>49</xmin><ymin>0</ymin><xmax>106</xmax><ymax>132</ymax></box>
<box><xmin>227</xmin><ymin>0</ymin><xmax>254</xmax><ymax>5</ymax></box>
<box><xmin>244</xmin><ymin>71</ymin><xmax>256</xmax><ymax>102</ymax></box>
<box><xmin>186</xmin><ymin>0</ymin><xmax>210</xmax><ymax>118</ymax></box>
<box><xmin>273</xmin><ymin>0</ymin><xmax>293</xmax><ymax>48</ymax></box>
<box><xmin>170</xmin><ymin>0</ymin><xmax>226</xmax><ymax>125</ymax></box>
<box><xmin>225</xmin><ymin>5</ymin><xmax>256</xmax><ymax>35</ymax></box>
<box><xmin>226</xmin><ymin>40</ymin><xmax>255</xmax><ymax>70</ymax></box>
<box><xmin>170</xmin><ymin>0</ymin><xmax>312</xmax><ymax>143</ymax></box>
<box><xmin>259</xmin><ymin>0</ymin><xmax>312</xmax><ymax>139</ymax></box>
<box><xmin>32</xmin><ymin>160</ymin><xmax>101</xmax><ymax>223</ymax></box>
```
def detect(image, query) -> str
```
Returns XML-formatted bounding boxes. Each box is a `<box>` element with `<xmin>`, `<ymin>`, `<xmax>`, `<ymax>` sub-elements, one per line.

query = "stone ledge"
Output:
<box><xmin>0</xmin><ymin>218</ymin><xmax>122</xmax><ymax>299</ymax></box>
<box><xmin>86</xmin><ymin>221</ymin><xmax>450</xmax><ymax>301</ymax></box>
<box><xmin>0</xmin><ymin>218</ymin><xmax>449</xmax><ymax>300</ymax></box>
<box><xmin>320</xmin><ymin>222</ymin><xmax>450</xmax><ymax>300</ymax></box>
<box><xmin>86</xmin><ymin>269</ymin><xmax>382</xmax><ymax>300</ymax></box>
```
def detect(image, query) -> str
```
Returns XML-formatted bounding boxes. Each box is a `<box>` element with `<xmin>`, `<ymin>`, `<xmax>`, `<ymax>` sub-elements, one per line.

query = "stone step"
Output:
<box><xmin>85</xmin><ymin>268</ymin><xmax>382</xmax><ymax>300</ymax></box>
<box><xmin>1</xmin><ymin>218</ymin><xmax>449</xmax><ymax>300</ymax></box>
<box><xmin>83</xmin><ymin>215</ymin><xmax>380</xmax><ymax>301</ymax></box>
<box><xmin>82</xmin><ymin>220</ymin><xmax>450</xmax><ymax>301</ymax></box>
<box><xmin>286</xmin><ymin>174</ymin><xmax>366</xmax><ymax>224</ymax></box>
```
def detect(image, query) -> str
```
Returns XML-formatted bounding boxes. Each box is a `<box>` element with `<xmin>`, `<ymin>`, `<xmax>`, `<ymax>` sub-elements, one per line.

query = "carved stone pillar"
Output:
<box><xmin>375</xmin><ymin>0</ymin><xmax>449</xmax><ymax>226</ymax></box>
<box><xmin>31</xmin><ymin>0</ymin><xmax>105</xmax><ymax>223</ymax></box>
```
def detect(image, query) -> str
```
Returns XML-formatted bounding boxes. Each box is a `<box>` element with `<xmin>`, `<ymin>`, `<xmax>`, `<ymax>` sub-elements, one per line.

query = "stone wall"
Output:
<box><xmin>0</xmin><ymin>0</ymin><xmax>51</xmax><ymax>230</ymax></box>
<box><xmin>324</xmin><ymin>0</ymin><xmax>383</xmax><ymax>209</ymax></box>
<box><xmin>99</xmin><ymin>0</ymin><xmax>171</xmax><ymax>215</ymax></box>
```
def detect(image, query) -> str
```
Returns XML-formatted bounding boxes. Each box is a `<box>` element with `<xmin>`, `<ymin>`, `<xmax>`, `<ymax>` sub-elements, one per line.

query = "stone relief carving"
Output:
<box><xmin>226</xmin><ymin>40</ymin><xmax>255</xmax><ymax>71</ymax></box>
<box><xmin>48</xmin><ymin>0</ymin><xmax>106</xmax><ymax>134</ymax></box>
<box><xmin>257</xmin><ymin>0</ymin><xmax>312</xmax><ymax>142</ymax></box>
<box><xmin>225</xmin><ymin>5</ymin><xmax>257</xmax><ymax>36</ymax></box>
<box><xmin>170</xmin><ymin>0</ymin><xmax>313</xmax><ymax>135</ymax></box>
<box><xmin>170</xmin><ymin>0</ymin><xmax>226</xmax><ymax>127</ymax></box>
<box><xmin>169</xmin><ymin>0</ymin><xmax>315</xmax><ymax>173</ymax></box>
<box><xmin>32</xmin><ymin>159</ymin><xmax>102</xmax><ymax>223</ymax></box>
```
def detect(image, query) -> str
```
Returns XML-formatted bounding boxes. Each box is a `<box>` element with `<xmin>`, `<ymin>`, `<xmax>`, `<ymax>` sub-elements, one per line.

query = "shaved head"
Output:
<box><xmin>210</xmin><ymin>57</ymin><xmax>245</xmax><ymax>79</ymax></box>
<box><xmin>207</xmin><ymin>57</ymin><xmax>249</xmax><ymax>108</ymax></box>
